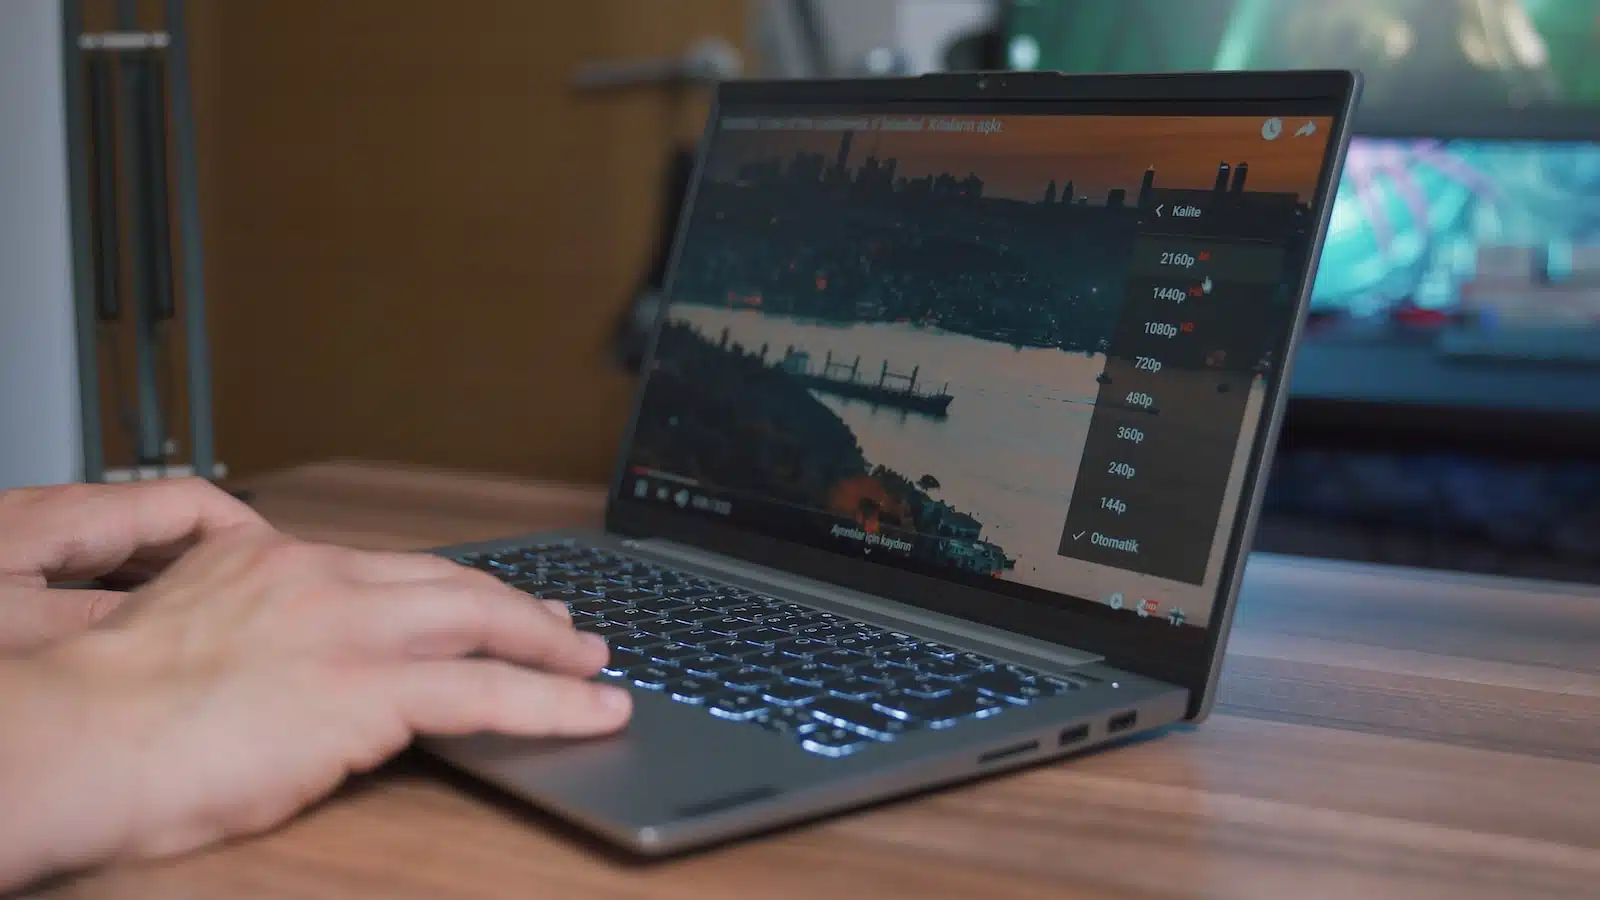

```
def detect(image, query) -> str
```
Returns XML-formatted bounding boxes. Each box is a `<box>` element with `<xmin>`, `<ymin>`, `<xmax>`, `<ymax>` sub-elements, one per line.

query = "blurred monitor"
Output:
<box><xmin>1316</xmin><ymin>138</ymin><xmax>1600</xmax><ymax>327</ymax></box>
<box><xmin>1007</xmin><ymin>0</ymin><xmax>1600</xmax><ymax>450</ymax></box>
<box><xmin>1006</xmin><ymin>0</ymin><xmax>1600</xmax><ymax>132</ymax></box>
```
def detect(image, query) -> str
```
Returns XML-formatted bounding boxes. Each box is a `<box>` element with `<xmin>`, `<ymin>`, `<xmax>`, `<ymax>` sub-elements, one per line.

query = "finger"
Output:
<box><xmin>0</xmin><ymin>587</ymin><xmax>126</xmax><ymax>654</ymax></box>
<box><xmin>430</xmin><ymin>562</ymin><xmax>574</xmax><ymax>620</ymax></box>
<box><xmin>357</xmin><ymin>554</ymin><xmax>572</xmax><ymax>623</ymax></box>
<box><xmin>352</xmin><ymin>577</ymin><xmax>608</xmax><ymax>674</ymax></box>
<box><xmin>525</xmin><ymin>591</ymin><xmax>575</xmax><ymax>621</ymax></box>
<box><xmin>335</xmin><ymin>550</ymin><xmax>571</xmax><ymax>620</ymax></box>
<box><xmin>0</xmin><ymin>478</ymin><xmax>268</xmax><ymax>583</ymax></box>
<box><xmin>389</xmin><ymin>659</ymin><xmax>631</xmax><ymax>738</ymax></box>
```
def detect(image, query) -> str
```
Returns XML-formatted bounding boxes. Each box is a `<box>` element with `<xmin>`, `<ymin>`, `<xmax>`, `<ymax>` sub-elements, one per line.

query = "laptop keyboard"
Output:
<box><xmin>454</xmin><ymin>540</ymin><xmax>1098</xmax><ymax>758</ymax></box>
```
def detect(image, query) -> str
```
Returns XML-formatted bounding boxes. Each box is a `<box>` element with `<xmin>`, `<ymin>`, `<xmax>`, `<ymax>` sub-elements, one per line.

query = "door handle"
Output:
<box><xmin>572</xmin><ymin>37</ymin><xmax>742</xmax><ymax>89</ymax></box>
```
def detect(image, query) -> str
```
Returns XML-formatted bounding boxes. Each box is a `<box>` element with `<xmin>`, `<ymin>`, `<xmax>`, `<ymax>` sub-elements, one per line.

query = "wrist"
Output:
<box><xmin>0</xmin><ymin>638</ymin><xmax>140</xmax><ymax>890</ymax></box>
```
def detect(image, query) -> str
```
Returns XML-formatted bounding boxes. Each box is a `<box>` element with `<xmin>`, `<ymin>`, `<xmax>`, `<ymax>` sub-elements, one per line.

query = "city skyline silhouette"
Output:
<box><xmin>706</xmin><ymin>114</ymin><xmax>1333</xmax><ymax>205</ymax></box>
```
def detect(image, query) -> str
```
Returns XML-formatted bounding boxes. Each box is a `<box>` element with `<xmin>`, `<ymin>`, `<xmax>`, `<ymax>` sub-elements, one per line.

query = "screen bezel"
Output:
<box><xmin>605</xmin><ymin>71</ymin><xmax>1360</xmax><ymax>717</ymax></box>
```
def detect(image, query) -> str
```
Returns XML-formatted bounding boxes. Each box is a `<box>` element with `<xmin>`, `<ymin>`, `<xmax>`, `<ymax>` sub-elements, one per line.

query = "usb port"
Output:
<box><xmin>1058</xmin><ymin>723</ymin><xmax>1090</xmax><ymax>747</ymax></box>
<box><xmin>1107</xmin><ymin>710</ymin><xmax>1138</xmax><ymax>734</ymax></box>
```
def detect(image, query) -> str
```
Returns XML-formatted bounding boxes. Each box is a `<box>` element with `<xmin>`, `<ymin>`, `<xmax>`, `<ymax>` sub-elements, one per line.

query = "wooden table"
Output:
<box><xmin>42</xmin><ymin>463</ymin><xmax>1600</xmax><ymax>899</ymax></box>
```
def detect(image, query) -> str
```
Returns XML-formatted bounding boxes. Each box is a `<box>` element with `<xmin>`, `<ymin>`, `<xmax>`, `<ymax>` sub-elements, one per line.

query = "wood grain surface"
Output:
<box><xmin>34</xmin><ymin>463</ymin><xmax>1600</xmax><ymax>900</ymax></box>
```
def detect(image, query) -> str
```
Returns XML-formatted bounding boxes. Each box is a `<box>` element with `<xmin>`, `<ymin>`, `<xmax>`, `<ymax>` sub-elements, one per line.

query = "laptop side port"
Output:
<box><xmin>1058</xmin><ymin>723</ymin><xmax>1090</xmax><ymax>746</ymax></box>
<box><xmin>1107</xmin><ymin>710</ymin><xmax>1138</xmax><ymax>734</ymax></box>
<box><xmin>978</xmin><ymin>740</ymin><xmax>1040</xmax><ymax>765</ymax></box>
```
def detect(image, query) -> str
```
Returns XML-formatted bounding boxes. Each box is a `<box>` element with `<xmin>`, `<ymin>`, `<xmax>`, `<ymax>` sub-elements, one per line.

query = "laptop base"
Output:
<box><xmin>423</xmin><ymin>529</ymin><xmax>1187</xmax><ymax>855</ymax></box>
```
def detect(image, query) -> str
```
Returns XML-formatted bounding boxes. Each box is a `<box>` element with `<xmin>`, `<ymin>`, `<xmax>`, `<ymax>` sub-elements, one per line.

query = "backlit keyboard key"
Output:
<box><xmin>707</xmin><ymin>693</ymin><xmax>768</xmax><ymax>722</ymax></box>
<box><xmin>721</xmin><ymin>667</ymin><xmax>771</xmax><ymax>692</ymax></box>
<box><xmin>809</xmin><ymin>698</ymin><xmax>915</xmax><ymax>741</ymax></box>
<box><xmin>630</xmin><ymin>667</ymin><xmax>673</xmax><ymax>690</ymax></box>
<box><xmin>600</xmin><ymin>648</ymin><xmax>647</xmax><ymax>676</ymax></box>
<box><xmin>704</xmin><ymin>617</ymin><xmax>756</xmax><ymax>635</ymax></box>
<box><xmin>741</xmin><ymin>651</ymin><xmax>790</xmax><ymax>671</ymax></box>
<box><xmin>665</xmin><ymin>678</ymin><xmax>716</xmax><ymax>704</ymax></box>
<box><xmin>740</xmin><ymin>628</ymin><xmax>795</xmax><ymax>646</ymax></box>
<box><xmin>779</xmin><ymin>662</ymin><xmax>828</xmax><ymax>687</ymax></box>
<box><xmin>682</xmin><ymin>656</ymin><xmax>741</xmax><ymax>679</ymax></box>
<box><xmin>761</xmin><ymin>683</ymin><xmax>817</xmax><ymax>707</ymax></box>
<box><xmin>800</xmin><ymin>728</ymin><xmax>870</xmax><ymax>758</ymax></box>
<box><xmin>966</xmin><ymin>670</ymin><xmax>1041</xmax><ymax>704</ymax></box>
<box><xmin>612</xmin><ymin>632</ymin><xmax>668</xmax><ymax>654</ymax></box>
<box><xmin>573</xmin><ymin>619</ymin><xmax>633</xmax><ymax>639</ymax></box>
<box><xmin>826</xmin><ymin>677</ymin><xmax>881</xmax><ymax>701</ymax></box>
<box><xmin>607</xmin><ymin>607</ymin><xmax>658</xmax><ymax>624</ymax></box>
<box><xmin>895</xmin><ymin>689</ymin><xmax>1003</xmax><ymax>728</ymax></box>
<box><xmin>755</xmin><ymin>707</ymin><xmax>821</xmax><ymax>736</ymax></box>
<box><xmin>647</xmin><ymin>642</ymin><xmax>700</xmax><ymax>664</ymax></box>
<box><xmin>776</xmin><ymin>637</ymin><xmax>831</xmax><ymax>658</ymax></box>
<box><xmin>816</xmin><ymin>649</ymin><xmax>869</xmax><ymax>670</ymax></box>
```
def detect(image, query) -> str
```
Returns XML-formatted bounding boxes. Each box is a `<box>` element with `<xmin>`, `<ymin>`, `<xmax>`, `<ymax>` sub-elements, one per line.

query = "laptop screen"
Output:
<box><xmin>623</xmin><ymin>101</ymin><xmax>1339</xmax><ymax>632</ymax></box>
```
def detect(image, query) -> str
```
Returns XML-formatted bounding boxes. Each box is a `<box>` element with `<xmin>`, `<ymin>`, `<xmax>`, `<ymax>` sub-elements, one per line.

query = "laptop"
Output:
<box><xmin>426</xmin><ymin>70</ymin><xmax>1359</xmax><ymax>854</ymax></box>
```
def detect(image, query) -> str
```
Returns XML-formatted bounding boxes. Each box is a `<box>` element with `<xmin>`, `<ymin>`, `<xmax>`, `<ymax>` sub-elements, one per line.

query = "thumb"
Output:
<box><xmin>0</xmin><ymin>586</ymin><xmax>128</xmax><ymax>654</ymax></box>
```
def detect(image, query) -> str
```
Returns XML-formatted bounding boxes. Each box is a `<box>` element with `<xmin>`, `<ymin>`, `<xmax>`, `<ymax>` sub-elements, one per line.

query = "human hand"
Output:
<box><xmin>0</xmin><ymin>527</ymin><xmax>629</xmax><ymax>888</ymax></box>
<box><xmin>0</xmin><ymin>478</ymin><xmax>265</xmax><ymax>653</ymax></box>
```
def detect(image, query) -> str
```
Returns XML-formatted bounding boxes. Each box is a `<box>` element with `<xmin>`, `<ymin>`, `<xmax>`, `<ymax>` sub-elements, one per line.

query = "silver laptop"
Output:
<box><xmin>426</xmin><ymin>70</ymin><xmax>1359</xmax><ymax>854</ymax></box>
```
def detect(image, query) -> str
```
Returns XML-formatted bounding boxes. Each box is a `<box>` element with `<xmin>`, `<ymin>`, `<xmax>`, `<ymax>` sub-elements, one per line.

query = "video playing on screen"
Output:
<box><xmin>625</xmin><ymin>110</ymin><xmax>1335</xmax><ymax>628</ymax></box>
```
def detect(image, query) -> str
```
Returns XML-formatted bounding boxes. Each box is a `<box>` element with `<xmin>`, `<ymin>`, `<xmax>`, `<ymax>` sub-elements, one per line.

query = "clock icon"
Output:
<box><xmin>1260</xmin><ymin>117</ymin><xmax>1283</xmax><ymax>141</ymax></box>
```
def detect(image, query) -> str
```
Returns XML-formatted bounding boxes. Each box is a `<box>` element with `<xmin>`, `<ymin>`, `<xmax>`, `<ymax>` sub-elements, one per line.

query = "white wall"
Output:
<box><xmin>893</xmin><ymin>0</ymin><xmax>995</xmax><ymax>75</ymax></box>
<box><xmin>813</xmin><ymin>0</ymin><xmax>899</xmax><ymax>73</ymax></box>
<box><xmin>751</xmin><ymin>0</ymin><xmax>997</xmax><ymax>77</ymax></box>
<box><xmin>0</xmin><ymin>0</ymin><xmax>81</xmax><ymax>489</ymax></box>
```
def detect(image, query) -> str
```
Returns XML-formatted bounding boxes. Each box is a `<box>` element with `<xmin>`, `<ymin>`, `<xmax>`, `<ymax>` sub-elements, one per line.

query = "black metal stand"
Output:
<box><xmin>60</xmin><ymin>0</ymin><xmax>217</xmax><ymax>486</ymax></box>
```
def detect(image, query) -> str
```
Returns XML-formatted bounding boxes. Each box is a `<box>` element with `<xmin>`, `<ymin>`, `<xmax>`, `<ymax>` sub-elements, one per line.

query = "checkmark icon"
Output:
<box><xmin>1073</xmin><ymin>531</ymin><xmax>1086</xmax><ymax>541</ymax></box>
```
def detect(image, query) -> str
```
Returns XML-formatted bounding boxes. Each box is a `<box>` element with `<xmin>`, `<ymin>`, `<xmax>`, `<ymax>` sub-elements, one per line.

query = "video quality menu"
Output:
<box><xmin>1057</xmin><ymin>226</ymin><xmax>1287</xmax><ymax>585</ymax></box>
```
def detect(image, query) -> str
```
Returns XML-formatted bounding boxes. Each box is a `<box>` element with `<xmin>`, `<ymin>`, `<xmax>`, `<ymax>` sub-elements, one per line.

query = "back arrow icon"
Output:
<box><xmin>1155</xmin><ymin>204</ymin><xmax>1164</xmax><ymax>217</ymax></box>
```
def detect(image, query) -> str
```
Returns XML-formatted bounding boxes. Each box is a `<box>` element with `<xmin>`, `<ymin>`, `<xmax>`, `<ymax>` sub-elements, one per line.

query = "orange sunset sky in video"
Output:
<box><xmin>707</xmin><ymin>114</ymin><xmax>1334</xmax><ymax>205</ymax></box>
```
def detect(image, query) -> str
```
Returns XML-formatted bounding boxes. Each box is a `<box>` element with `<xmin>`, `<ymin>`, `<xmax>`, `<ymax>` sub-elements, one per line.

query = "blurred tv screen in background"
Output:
<box><xmin>1008</xmin><ymin>0</ymin><xmax>1600</xmax><ymax>117</ymax></box>
<box><xmin>1010</xmin><ymin>0</ymin><xmax>1600</xmax><ymax>367</ymax></box>
<box><xmin>1318</xmin><ymin>139</ymin><xmax>1600</xmax><ymax>329</ymax></box>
